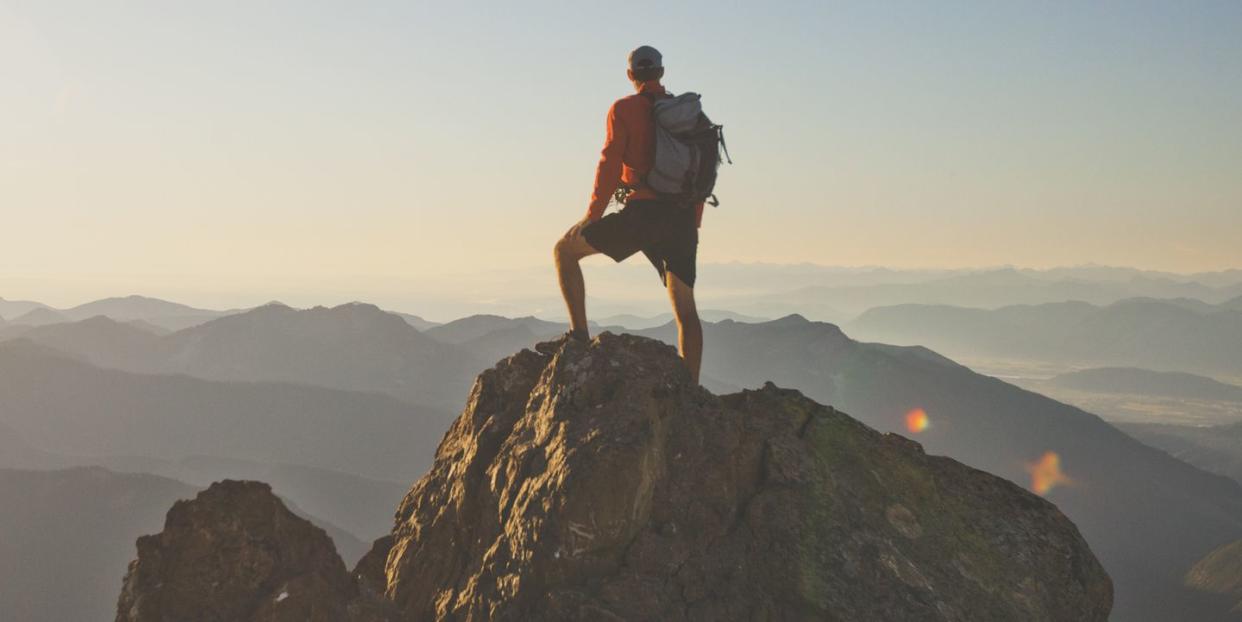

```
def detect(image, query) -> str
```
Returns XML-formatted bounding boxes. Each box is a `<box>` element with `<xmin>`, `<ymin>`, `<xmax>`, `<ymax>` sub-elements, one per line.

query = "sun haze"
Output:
<box><xmin>3</xmin><ymin>2</ymin><xmax>1240</xmax><ymax>308</ymax></box>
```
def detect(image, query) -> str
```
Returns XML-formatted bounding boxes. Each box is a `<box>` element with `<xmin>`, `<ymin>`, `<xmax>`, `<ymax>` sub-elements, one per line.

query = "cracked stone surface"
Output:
<box><xmin>376</xmin><ymin>333</ymin><xmax>1113</xmax><ymax>621</ymax></box>
<box><xmin>114</xmin><ymin>480</ymin><xmax>386</xmax><ymax>622</ymax></box>
<box><xmin>117</xmin><ymin>479</ymin><xmax>394</xmax><ymax>620</ymax></box>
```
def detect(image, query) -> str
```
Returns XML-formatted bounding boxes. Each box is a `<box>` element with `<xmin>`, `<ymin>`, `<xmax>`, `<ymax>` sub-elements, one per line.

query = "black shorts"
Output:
<box><xmin>582</xmin><ymin>199</ymin><xmax>698</xmax><ymax>288</ymax></box>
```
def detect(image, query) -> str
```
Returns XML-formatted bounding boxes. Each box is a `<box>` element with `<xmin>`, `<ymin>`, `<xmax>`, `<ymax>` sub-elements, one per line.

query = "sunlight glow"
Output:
<box><xmin>905</xmin><ymin>408</ymin><xmax>930</xmax><ymax>433</ymax></box>
<box><xmin>1026</xmin><ymin>451</ymin><xmax>1071</xmax><ymax>495</ymax></box>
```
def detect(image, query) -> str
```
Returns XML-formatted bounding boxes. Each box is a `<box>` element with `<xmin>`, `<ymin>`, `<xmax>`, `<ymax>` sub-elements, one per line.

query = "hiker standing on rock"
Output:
<box><xmin>554</xmin><ymin>45</ymin><xmax>729</xmax><ymax>384</ymax></box>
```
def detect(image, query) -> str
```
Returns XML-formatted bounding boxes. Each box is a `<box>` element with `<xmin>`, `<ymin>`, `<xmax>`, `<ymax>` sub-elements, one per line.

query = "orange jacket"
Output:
<box><xmin>587</xmin><ymin>82</ymin><xmax>704</xmax><ymax>226</ymax></box>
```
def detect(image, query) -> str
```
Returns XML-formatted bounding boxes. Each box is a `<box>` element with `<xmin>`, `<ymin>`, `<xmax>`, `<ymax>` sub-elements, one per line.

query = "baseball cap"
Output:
<box><xmin>628</xmin><ymin>45</ymin><xmax>663</xmax><ymax>71</ymax></box>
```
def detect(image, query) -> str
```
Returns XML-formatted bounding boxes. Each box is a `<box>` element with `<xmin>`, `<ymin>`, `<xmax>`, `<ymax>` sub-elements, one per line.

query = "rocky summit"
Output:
<box><xmin>116</xmin><ymin>333</ymin><xmax>1112</xmax><ymax>621</ymax></box>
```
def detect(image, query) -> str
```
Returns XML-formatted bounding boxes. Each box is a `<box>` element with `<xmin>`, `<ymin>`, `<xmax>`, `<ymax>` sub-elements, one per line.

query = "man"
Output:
<box><xmin>553</xmin><ymin>45</ymin><xmax>704</xmax><ymax>383</ymax></box>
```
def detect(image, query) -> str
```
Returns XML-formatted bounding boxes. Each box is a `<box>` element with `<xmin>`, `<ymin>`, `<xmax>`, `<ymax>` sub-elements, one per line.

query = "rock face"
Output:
<box><xmin>378</xmin><ymin>333</ymin><xmax>1113</xmax><ymax>620</ymax></box>
<box><xmin>1186</xmin><ymin>539</ymin><xmax>1242</xmax><ymax>612</ymax></box>
<box><xmin>114</xmin><ymin>480</ymin><xmax>386</xmax><ymax>622</ymax></box>
<box><xmin>116</xmin><ymin>334</ymin><xmax>1112</xmax><ymax>621</ymax></box>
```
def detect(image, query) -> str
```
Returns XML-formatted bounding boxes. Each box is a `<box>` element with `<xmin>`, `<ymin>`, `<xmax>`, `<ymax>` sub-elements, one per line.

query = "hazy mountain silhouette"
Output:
<box><xmin>154</xmin><ymin>303</ymin><xmax>482</xmax><ymax>409</ymax></box>
<box><xmin>89</xmin><ymin>455</ymin><xmax>407</xmax><ymax>542</ymax></box>
<box><xmin>60</xmin><ymin>294</ymin><xmax>225</xmax><ymax>327</ymax></box>
<box><xmin>124</xmin><ymin>318</ymin><xmax>172</xmax><ymax>335</ymax></box>
<box><xmin>1</xmin><ymin>315</ymin><xmax>166</xmax><ymax>365</ymax></box>
<box><xmin>0</xmin><ymin>466</ymin><xmax>368</xmax><ymax>622</ymax></box>
<box><xmin>1122</xmin><ymin>422</ymin><xmax>1242</xmax><ymax>488</ymax></box>
<box><xmin>9</xmin><ymin>306</ymin><xmax>69</xmax><ymax>327</ymax></box>
<box><xmin>0</xmin><ymin>340</ymin><xmax>448</xmax><ymax>482</ymax></box>
<box><xmin>424</xmin><ymin>314</ymin><xmax>565</xmax><ymax>343</ymax></box>
<box><xmin>419</xmin><ymin>314</ymin><xmax>650</xmax><ymax>368</ymax></box>
<box><xmin>1052</xmin><ymin>368</ymin><xmax>1242</xmax><ymax>402</ymax></box>
<box><xmin>394</xmin><ymin>311</ymin><xmax>440</xmax><ymax>330</ymax></box>
<box><xmin>0</xmin><ymin>295</ymin><xmax>228</xmax><ymax>332</ymax></box>
<box><xmin>0</xmin><ymin>418</ymin><xmax>400</xmax><ymax>543</ymax></box>
<box><xmin>597</xmin><ymin>309</ymin><xmax>770</xmax><ymax>329</ymax></box>
<box><xmin>2</xmin><ymin>303</ymin><xmax>485</xmax><ymax>411</ymax></box>
<box><xmin>629</xmin><ymin>315</ymin><xmax>1242</xmax><ymax>621</ymax></box>
<box><xmin>704</xmin><ymin>267</ymin><xmax>1242</xmax><ymax>320</ymax></box>
<box><xmin>0</xmin><ymin>296</ymin><xmax>50</xmax><ymax>320</ymax></box>
<box><xmin>849</xmin><ymin>297</ymin><xmax>1242</xmax><ymax>375</ymax></box>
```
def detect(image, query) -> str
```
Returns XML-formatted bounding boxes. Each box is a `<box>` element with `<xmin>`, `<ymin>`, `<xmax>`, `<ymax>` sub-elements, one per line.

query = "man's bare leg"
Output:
<box><xmin>554</xmin><ymin>226</ymin><xmax>600</xmax><ymax>337</ymax></box>
<box><xmin>667</xmin><ymin>272</ymin><xmax>702</xmax><ymax>383</ymax></box>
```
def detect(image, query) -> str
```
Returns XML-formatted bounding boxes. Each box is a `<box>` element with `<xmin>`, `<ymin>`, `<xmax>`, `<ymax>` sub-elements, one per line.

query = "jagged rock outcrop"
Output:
<box><xmin>377</xmin><ymin>333</ymin><xmax>1112</xmax><ymax>620</ymax></box>
<box><xmin>115</xmin><ymin>480</ymin><xmax>393</xmax><ymax>622</ymax></box>
<box><xmin>116</xmin><ymin>334</ymin><xmax>1112</xmax><ymax>621</ymax></box>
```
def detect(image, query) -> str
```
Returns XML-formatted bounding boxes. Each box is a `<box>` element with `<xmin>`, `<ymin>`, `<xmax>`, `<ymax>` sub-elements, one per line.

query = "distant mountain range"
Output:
<box><xmin>849</xmin><ymin>297</ymin><xmax>1242</xmax><ymax>375</ymax></box>
<box><xmin>6</xmin><ymin>298</ymin><xmax>1242</xmax><ymax>618</ymax></box>
<box><xmin>0</xmin><ymin>295</ymin><xmax>227</xmax><ymax>331</ymax></box>
<box><xmin>0</xmin><ymin>294</ymin><xmax>440</xmax><ymax>334</ymax></box>
<box><xmin>7</xmin><ymin>264</ymin><xmax>1242</xmax><ymax>327</ymax></box>
<box><xmin>84</xmin><ymin>455</ymin><xmax>408</xmax><ymax>543</ymax></box>
<box><xmin>1122</xmin><ymin>422</ymin><xmax>1242</xmax><ymax>490</ymax></box>
<box><xmin>1051</xmin><ymin>368</ymin><xmax>1242</xmax><ymax>403</ymax></box>
<box><xmin>1</xmin><ymin>303</ymin><xmax>483</xmax><ymax>411</ymax></box>
<box><xmin>697</xmin><ymin>266</ymin><xmax>1242</xmax><ymax>320</ymax></box>
<box><xmin>0</xmin><ymin>425</ymin><xmax>407</xmax><ymax>544</ymax></box>
<box><xmin>0</xmin><ymin>297</ymin><xmax>51</xmax><ymax>320</ymax></box>
<box><xmin>0</xmin><ymin>340</ymin><xmax>449</xmax><ymax>482</ymax></box>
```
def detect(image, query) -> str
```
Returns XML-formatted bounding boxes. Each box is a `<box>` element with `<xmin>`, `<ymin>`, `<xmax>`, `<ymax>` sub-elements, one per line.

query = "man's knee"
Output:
<box><xmin>555</xmin><ymin>233</ymin><xmax>597</xmax><ymax>265</ymax></box>
<box><xmin>554</xmin><ymin>235</ymin><xmax>577</xmax><ymax>264</ymax></box>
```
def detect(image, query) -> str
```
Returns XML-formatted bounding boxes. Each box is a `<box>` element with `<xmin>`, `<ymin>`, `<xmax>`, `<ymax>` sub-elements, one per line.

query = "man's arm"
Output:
<box><xmin>586</xmin><ymin>101</ymin><xmax>627</xmax><ymax>221</ymax></box>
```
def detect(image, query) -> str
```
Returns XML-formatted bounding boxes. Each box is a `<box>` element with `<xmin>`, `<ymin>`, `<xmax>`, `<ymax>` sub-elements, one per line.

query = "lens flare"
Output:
<box><xmin>1026</xmin><ymin>451</ymin><xmax>1071</xmax><ymax>495</ymax></box>
<box><xmin>905</xmin><ymin>408</ymin><xmax>930</xmax><ymax>433</ymax></box>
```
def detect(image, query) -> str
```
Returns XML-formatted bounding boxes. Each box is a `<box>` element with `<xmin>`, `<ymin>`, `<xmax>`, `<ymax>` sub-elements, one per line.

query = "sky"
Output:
<box><xmin>3</xmin><ymin>1</ymin><xmax>1241</xmax><ymax>309</ymax></box>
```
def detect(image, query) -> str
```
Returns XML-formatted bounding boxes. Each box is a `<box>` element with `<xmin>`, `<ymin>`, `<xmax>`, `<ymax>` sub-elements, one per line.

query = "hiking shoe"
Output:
<box><xmin>535</xmin><ymin>330</ymin><xmax>589</xmax><ymax>355</ymax></box>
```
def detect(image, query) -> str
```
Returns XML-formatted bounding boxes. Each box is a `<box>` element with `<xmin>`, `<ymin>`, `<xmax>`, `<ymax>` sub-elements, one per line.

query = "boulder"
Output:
<box><xmin>115</xmin><ymin>480</ymin><xmax>385</xmax><ymax>621</ymax></box>
<box><xmin>382</xmin><ymin>333</ymin><xmax>1113</xmax><ymax>620</ymax></box>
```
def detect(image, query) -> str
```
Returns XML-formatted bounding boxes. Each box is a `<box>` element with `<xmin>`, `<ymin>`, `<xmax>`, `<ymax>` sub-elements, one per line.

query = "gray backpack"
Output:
<box><xmin>638</xmin><ymin>92</ymin><xmax>731</xmax><ymax>207</ymax></box>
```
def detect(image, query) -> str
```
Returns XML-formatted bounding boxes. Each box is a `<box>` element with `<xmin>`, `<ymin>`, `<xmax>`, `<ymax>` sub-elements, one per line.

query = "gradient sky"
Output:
<box><xmin>3</xmin><ymin>1</ymin><xmax>1241</xmax><ymax>308</ymax></box>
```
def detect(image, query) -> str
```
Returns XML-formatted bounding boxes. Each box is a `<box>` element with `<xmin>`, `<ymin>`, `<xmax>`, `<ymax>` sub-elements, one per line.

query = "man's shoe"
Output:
<box><xmin>535</xmin><ymin>330</ymin><xmax>589</xmax><ymax>355</ymax></box>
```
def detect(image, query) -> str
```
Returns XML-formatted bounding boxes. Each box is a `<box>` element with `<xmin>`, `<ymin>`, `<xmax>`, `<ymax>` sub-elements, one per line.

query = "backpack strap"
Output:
<box><xmin>717</xmin><ymin>125</ymin><xmax>733</xmax><ymax>165</ymax></box>
<box><xmin>614</xmin><ymin>91</ymin><xmax>672</xmax><ymax>206</ymax></box>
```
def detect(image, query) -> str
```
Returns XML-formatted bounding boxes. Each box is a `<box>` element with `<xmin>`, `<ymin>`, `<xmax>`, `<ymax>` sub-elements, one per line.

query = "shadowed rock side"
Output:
<box><xmin>377</xmin><ymin>333</ymin><xmax>1113</xmax><ymax>621</ymax></box>
<box><xmin>115</xmin><ymin>480</ymin><xmax>394</xmax><ymax>622</ymax></box>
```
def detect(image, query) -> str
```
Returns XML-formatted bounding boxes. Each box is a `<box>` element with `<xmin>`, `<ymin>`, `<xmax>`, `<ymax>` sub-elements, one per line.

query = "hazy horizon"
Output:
<box><xmin>4</xmin><ymin>2</ymin><xmax>1240</xmax><ymax>305</ymax></box>
<box><xmin>4</xmin><ymin>261</ymin><xmax>1241</xmax><ymax>323</ymax></box>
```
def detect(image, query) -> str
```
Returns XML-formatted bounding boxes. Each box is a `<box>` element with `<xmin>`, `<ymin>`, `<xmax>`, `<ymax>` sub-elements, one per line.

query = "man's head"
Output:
<box><xmin>627</xmin><ymin>45</ymin><xmax>664</xmax><ymax>88</ymax></box>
